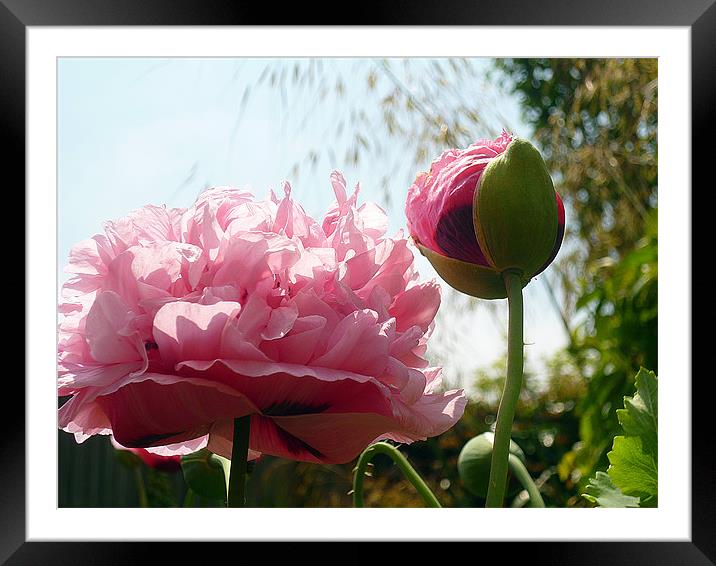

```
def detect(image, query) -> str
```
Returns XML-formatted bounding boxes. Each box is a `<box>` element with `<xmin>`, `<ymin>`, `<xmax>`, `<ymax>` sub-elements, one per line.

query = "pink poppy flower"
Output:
<box><xmin>58</xmin><ymin>173</ymin><xmax>466</xmax><ymax>465</ymax></box>
<box><xmin>405</xmin><ymin>131</ymin><xmax>565</xmax><ymax>299</ymax></box>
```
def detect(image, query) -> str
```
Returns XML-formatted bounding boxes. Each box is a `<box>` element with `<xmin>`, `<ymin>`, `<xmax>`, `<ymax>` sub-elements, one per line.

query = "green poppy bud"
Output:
<box><xmin>457</xmin><ymin>432</ymin><xmax>526</xmax><ymax>499</ymax></box>
<box><xmin>405</xmin><ymin>133</ymin><xmax>565</xmax><ymax>300</ymax></box>
<box><xmin>473</xmin><ymin>138</ymin><xmax>558</xmax><ymax>279</ymax></box>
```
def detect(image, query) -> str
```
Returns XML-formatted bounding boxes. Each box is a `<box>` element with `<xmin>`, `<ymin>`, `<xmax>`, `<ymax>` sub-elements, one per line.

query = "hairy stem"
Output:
<box><xmin>353</xmin><ymin>442</ymin><xmax>441</xmax><ymax>508</ymax></box>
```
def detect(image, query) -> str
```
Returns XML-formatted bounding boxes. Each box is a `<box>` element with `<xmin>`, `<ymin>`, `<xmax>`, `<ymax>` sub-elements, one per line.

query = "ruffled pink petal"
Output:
<box><xmin>105</xmin><ymin>250</ymin><xmax>142</xmax><ymax>308</ymax></box>
<box><xmin>254</xmin><ymin>412</ymin><xmax>405</xmax><ymax>464</ymax></box>
<box><xmin>356</xmin><ymin>201</ymin><xmax>388</xmax><ymax>241</ymax></box>
<box><xmin>389</xmin><ymin>280</ymin><xmax>441</xmax><ymax>333</ymax></box>
<box><xmin>292</xmin><ymin>289</ymin><xmax>341</xmax><ymax>330</ymax></box>
<box><xmin>234</xmin><ymin>288</ymin><xmax>275</xmax><ymax>339</ymax></box>
<box><xmin>224</xmin><ymin>200</ymin><xmax>276</xmax><ymax>234</ymax></box>
<box><xmin>181</xmin><ymin>187</ymin><xmax>255</xmax><ymax>253</ymax></box>
<box><xmin>65</xmin><ymin>238</ymin><xmax>106</xmax><ymax>276</ymax></box>
<box><xmin>195</xmin><ymin>285</ymin><xmax>242</xmax><ymax>305</ymax></box>
<box><xmin>220</xmin><ymin>319</ymin><xmax>273</xmax><ymax>362</ymax></box>
<box><xmin>405</xmin><ymin>131</ymin><xmax>512</xmax><ymax>265</ymax></box>
<box><xmin>59</xmin><ymin>389</ymin><xmax>113</xmax><ymax>442</ymax></box>
<box><xmin>397</xmin><ymin>368</ymin><xmax>428</xmax><ymax>405</ymax></box>
<box><xmin>58</xmin><ymin>360</ymin><xmax>145</xmax><ymax>395</ymax></box>
<box><xmin>60</xmin><ymin>276</ymin><xmax>102</xmax><ymax>301</ymax></box>
<box><xmin>338</xmin><ymin>246</ymin><xmax>379</xmax><ymax>291</ymax></box>
<box><xmin>262</xmin><ymin>303</ymin><xmax>299</xmax><ymax>340</ymax></box>
<box><xmin>172</xmin><ymin>358</ymin><xmax>464</xmax><ymax>463</ymax></box>
<box><xmin>288</xmin><ymin>241</ymin><xmax>334</xmax><ymax>283</ymax></box>
<box><xmin>354</xmin><ymin>239</ymin><xmax>413</xmax><ymax>300</ymax></box>
<box><xmin>111</xmin><ymin>436</ymin><xmax>183</xmax><ymax>471</ymax></box>
<box><xmin>212</xmin><ymin>232</ymin><xmax>299</xmax><ymax>289</ymax></box>
<box><xmin>366</xmin><ymin>285</ymin><xmax>392</xmax><ymax>320</ymax></box>
<box><xmin>310</xmin><ymin>310</ymin><xmax>389</xmax><ymax>376</ymax></box>
<box><xmin>322</xmin><ymin>171</ymin><xmax>350</xmax><ymax>237</ymax></box>
<box><xmin>84</xmin><ymin>291</ymin><xmax>144</xmax><ymax>364</ymax></box>
<box><xmin>422</xmin><ymin>367</ymin><xmax>444</xmax><ymax>394</ymax></box>
<box><xmin>153</xmin><ymin>300</ymin><xmax>241</xmax><ymax>365</ymax></box>
<box><xmin>143</xmin><ymin>435</ymin><xmax>209</xmax><ymax>456</ymax></box>
<box><xmin>389</xmin><ymin>387</ymin><xmax>468</xmax><ymax>440</ymax></box>
<box><xmin>268</xmin><ymin>315</ymin><xmax>327</xmax><ymax>365</ymax></box>
<box><xmin>101</xmin><ymin>206</ymin><xmax>184</xmax><ymax>264</ymax></box>
<box><xmin>175</xmin><ymin>359</ymin><xmax>392</xmax><ymax>411</ymax></box>
<box><xmin>129</xmin><ymin>241</ymin><xmax>206</xmax><ymax>295</ymax></box>
<box><xmin>274</xmin><ymin>182</ymin><xmax>326</xmax><ymax>247</ymax></box>
<box><xmin>94</xmin><ymin>373</ymin><xmax>259</xmax><ymax>449</ymax></box>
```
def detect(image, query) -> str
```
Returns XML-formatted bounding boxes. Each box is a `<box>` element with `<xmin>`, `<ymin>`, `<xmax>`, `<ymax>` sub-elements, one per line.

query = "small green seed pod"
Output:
<box><xmin>457</xmin><ymin>432</ymin><xmax>526</xmax><ymax>499</ymax></box>
<box><xmin>473</xmin><ymin>138</ymin><xmax>558</xmax><ymax>279</ymax></box>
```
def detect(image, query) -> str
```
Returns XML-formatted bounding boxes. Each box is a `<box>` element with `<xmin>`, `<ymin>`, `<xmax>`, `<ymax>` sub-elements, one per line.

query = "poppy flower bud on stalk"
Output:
<box><xmin>457</xmin><ymin>432</ymin><xmax>525</xmax><ymax>499</ymax></box>
<box><xmin>405</xmin><ymin>131</ymin><xmax>565</xmax><ymax>298</ymax></box>
<box><xmin>406</xmin><ymin>132</ymin><xmax>563</xmax><ymax>508</ymax></box>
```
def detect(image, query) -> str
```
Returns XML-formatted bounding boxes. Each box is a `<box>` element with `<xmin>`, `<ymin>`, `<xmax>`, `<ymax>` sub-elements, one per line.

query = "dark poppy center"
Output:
<box><xmin>434</xmin><ymin>204</ymin><xmax>491</xmax><ymax>266</ymax></box>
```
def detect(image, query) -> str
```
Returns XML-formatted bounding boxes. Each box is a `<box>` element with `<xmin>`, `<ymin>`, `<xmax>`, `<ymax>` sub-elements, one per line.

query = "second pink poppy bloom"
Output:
<box><xmin>58</xmin><ymin>173</ymin><xmax>466</xmax><ymax>465</ymax></box>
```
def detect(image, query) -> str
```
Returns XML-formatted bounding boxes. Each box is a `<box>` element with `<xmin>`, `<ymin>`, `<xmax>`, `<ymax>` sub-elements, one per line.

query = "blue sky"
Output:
<box><xmin>58</xmin><ymin>57</ymin><xmax>569</xmax><ymax>391</ymax></box>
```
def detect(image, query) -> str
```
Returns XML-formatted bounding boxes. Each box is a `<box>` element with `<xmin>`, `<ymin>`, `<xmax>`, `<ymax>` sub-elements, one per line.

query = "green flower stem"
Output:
<box><xmin>352</xmin><ymin>442</ymin><xmax>441</xmax><ymax>508</ymax></box>
<box><xmin>486</xmin><ymin>269</ymin><xmax>525</xmax><ymax>507</ymax></box>
<box><xmin>508</xmin><ymin>454</ymin><xmax>545</xmax><ymax>508</ymax></box>
<box><xmin>227</xmin><ymin>415</ymin><xmax>251</xmax><ymax>508</ymax></box>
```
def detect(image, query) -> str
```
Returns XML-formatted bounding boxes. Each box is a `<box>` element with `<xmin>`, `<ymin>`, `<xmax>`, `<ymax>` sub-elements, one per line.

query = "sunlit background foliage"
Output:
<box><xmin>58</xmin><ymin>57</ymin><xmax>657</xmax><ymax>508</ymax></box>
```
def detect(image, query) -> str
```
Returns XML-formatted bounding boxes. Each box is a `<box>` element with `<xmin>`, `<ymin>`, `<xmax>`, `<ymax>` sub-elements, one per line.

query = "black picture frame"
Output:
<box><xmin>7</xmin><ymin>1</ymin><xmax>704</xmax><ymax>563</ymax></box>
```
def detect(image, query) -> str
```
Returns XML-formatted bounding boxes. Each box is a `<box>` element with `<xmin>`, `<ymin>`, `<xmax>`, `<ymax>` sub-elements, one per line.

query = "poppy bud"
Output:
<box><xmin>457</xmin><ymin>432</ymin><xmax>525</xmax><ymax>499</ymax></box>
<box><xmin>405</xmin><ymin>132</ymin><xmax>565</xmax><ymax>299</ymax></box>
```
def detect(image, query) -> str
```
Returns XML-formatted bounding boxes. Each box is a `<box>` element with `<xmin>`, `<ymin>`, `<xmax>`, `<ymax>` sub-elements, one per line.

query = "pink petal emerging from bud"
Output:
<box><xmin>405</xmin><ymin>131</ymin><xmax>512</xmax><ymax>266</ymax></box>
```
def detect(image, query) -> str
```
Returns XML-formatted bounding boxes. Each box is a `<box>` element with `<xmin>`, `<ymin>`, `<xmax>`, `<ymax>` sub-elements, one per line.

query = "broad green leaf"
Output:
<box><xmin>616</xmin><ymin>368</ymin><xmax>658</xmax><ymax>459</ymax></box>
<box><xmin>607</xmin><ymin>436</ymin><xmax>658</xmax><ymax>507</ymax></box>
<box><xmin>181</xmin><ymin>449</ymin><xmax>231</xmax><ymax>501</ymax></box>
<box><xmin>582</xmin><ymin>368</ymin><xmax>658</xmax><ymax>508</ymax></box>
<box><xmin>583</xmin><ymin>471</ymin><xmax>640</xmax><ymax>508</ymax></box>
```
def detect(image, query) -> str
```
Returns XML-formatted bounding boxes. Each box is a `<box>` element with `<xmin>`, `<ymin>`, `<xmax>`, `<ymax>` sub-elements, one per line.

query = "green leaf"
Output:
<box><xmin>607</xmin><ymin>436</ymin><xmax>658</xmax><ymax>507</ymax></box>
<box><xmin>616</xmin><ymin>368</ymin><xmax>658</xmax><ymax>460</ymax></box>
<box><xmin>583</xmin><ymin>471</ymin><xmax>640</xmax><ymax>508</ymax></box>
<box><xmin>180</xmin><ymin>449</ymin><xmax>230</xmax><ymax>501</ymax></box>
<box><xmin>582</xmin><ymin>368</ymin><xmax>658</xmax><ymax>508</ymax></box>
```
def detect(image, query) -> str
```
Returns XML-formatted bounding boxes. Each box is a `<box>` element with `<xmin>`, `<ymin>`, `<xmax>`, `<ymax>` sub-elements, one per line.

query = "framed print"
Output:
<box><xmin>8</xmin><ymin>0</ymin><xmax>707</xmax><ymax>563</ymax></box>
